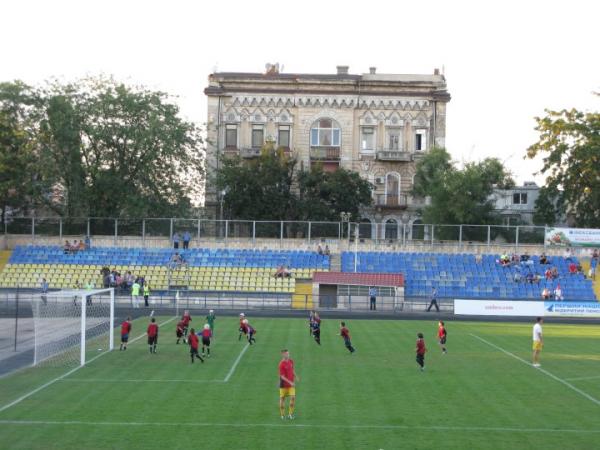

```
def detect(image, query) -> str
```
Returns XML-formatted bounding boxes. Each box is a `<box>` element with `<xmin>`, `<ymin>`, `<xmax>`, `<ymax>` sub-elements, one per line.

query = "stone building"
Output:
<box><xmin>204</xmin><ymin>65</ymin><xmax>450</xmax><ymax>239</ymax></box>
<box><xmin>492</xmin><ymin>182</ymin><xmax>541</xmax><ymax>226</ymax></box>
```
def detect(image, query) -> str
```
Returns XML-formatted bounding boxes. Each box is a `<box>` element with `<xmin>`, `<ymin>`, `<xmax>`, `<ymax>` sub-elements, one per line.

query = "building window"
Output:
<box><xmin>225</xmin><ymin>124</ymin><xmax>237</xmax><ymax>148</ymax></box>
<box><xmin>310</xmin><ymin>118</ymin><xmax>341</xmax><ymax>147</ymax></box>
<box><xmin>513</xmin><ymin>193</ymin><xmax>528</xmax><ymax>204</ymax></box>
<box><xmin>415</xmin><ymin>130</ymin><xmax>427</xmax><ymax>151</ymax></box>
<box><xmin>387</xmin><ymin>128</ymin><xmax>402</xmax><ymax>150</ymax></box>
<box><xmin>251</xmin><ymin>125</ymin><xmax>264</xmax><ymax>149</ymax></box>
<box><xmin>361</xmin><ymin>127</ymin><xmax>375</xmax><ymax>152</ymax></box>
<box><xmin>278</xmin><ymin>125</ymin><xmax>290</xmax><ymax>148</ymax></box>
<box><xmin>385</xmin><ymin>173</ymin><xmax>400</xmax><ymax>206</ymax></box>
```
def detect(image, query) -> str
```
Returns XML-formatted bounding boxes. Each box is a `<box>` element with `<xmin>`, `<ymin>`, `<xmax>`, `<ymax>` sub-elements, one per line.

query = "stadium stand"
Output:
<box><xmin>0</xmin><ymin>246</ymin><xmax>330</xmax><ymax>293</ymax></box>
<box><xmin>341</xmin><ymin>251</ymin><xmax>597</xmax><ymax>301</ymax></box>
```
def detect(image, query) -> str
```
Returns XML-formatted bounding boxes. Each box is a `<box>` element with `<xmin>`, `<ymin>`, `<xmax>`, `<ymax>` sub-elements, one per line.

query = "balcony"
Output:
<box><xmin>375</xmin><ymin>194</ymin><xmax>408</xmax><ymax>209</ymax></box>
<box><xmin>376</xmin><ymin>150</ymin><xmax>412</xmax><ymax>162</ymax></box>
<box><xmin>310</xmin><ymin>146</ymin><xmax>340</xmax><ymax>161</ymax></box>
<box><xmin>240</xmin><ymin>147</ymin><xmax>261</xmax><ymax>158</ymax></box>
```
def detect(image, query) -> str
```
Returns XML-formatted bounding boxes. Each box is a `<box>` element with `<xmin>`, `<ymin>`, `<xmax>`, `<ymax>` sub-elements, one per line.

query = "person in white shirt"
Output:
<box><xmin>554</xmin><ymin>284</ymin><xmax>563</xmax><ymax>301</ymax></box>
<box><xmin>532</xmin><ymin>317</ymin><xmax>544</xmax><ymax>367</ymax></box>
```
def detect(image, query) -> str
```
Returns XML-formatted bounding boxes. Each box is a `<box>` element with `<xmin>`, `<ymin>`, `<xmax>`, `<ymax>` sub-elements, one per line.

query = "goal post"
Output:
<box><xmin>32</xmin><ymin>288</ymin><xmax>115</xmax><ymax>367</ymax></box>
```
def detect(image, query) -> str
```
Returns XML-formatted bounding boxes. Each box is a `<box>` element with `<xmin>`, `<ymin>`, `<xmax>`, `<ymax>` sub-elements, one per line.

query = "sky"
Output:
<box><xmin>1</xmin><ymin>0</ymin><xmax>598</xmax><ymax>185</ymax></box>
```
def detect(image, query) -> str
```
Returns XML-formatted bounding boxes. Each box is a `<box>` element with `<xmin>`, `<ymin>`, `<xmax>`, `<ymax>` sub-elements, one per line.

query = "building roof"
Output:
<box><xmin>313</xmin><ymin>272</ymin><xmax>404</xmax><ymax>287</ymax></box>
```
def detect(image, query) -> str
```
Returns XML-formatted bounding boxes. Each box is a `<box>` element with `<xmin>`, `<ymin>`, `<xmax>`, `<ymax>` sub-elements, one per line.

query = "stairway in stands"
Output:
<box><xmin>329</xmin><ymin>252</ymin><xmax>341</xmax><ymax>272</ymax></box>
<box><xmin>581</xmin><ymin>259</ymin><xmax>600</xmax><ymax>301</ymax></box>
<box><xmin>0</xmin><ymin>251</ymin><xmax>10</xmax><ymax>273</ymax></box>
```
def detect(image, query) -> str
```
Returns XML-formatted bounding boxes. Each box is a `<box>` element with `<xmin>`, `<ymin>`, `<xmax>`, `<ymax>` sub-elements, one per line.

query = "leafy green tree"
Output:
<box><xmin>297</xmin><ymin>165</ymin><xmax>373</xmax><ymax>221</ymax></box>
<box><xmin>412</xmin><ymin>148</ymin><xmax>514</xmax><ymax>239</ymax></box>
<box><xmin>532</xmin><ymin>186</ymin><xmax>562</xmax><ymax>226</ymax></box>
<box><xmin>0</xmin><ymin>81</ymin><xmax>41</xmax><ymax>226</ymax></box>
<box><xmin>526</xmin><ymin>106</ymin><xmax>600</xmax><ymax>227</ymax></box>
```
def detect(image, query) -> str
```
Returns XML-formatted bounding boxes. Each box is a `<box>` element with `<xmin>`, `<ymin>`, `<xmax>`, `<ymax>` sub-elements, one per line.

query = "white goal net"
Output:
<box><xmin>31</xmin><ymin>288</ymin><xmax>115</xmax><ymax>367</ymax></box>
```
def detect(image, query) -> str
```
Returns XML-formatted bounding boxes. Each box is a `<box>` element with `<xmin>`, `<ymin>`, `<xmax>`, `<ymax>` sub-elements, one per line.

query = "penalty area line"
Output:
<box><xmin>60</xmin><ymin>379</ymin><xmax>223</xmax><ymax>384</ymax></box>
<box><xmin>0</xmin><ymin>316</ymin><xmax>176</xmax><ymax>415</ymax></box>
<box><xmin>223</xmin><ymin>343</ymin><xmax>250</xmax><ymax>383</ymax></box>
<box><xmin>0</xmin><ymin>419</ymin><xmax>600</xmax><ymax>434</ymax></box>
<box><xmin>470</xmin><ymin>334</ymin><xmax>600</xmax><ymax>407</ymax></box>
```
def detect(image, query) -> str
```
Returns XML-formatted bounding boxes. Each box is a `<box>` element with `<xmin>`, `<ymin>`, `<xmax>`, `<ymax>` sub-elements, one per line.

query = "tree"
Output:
<box><xmin>40</xmin><ymin>77</ymin><xmax>205</xmax><ymax>218</ymax></box>
<box><xmin>532</xmin><ymin>186</ymin><xmax>562</xmax><ymax>226</ymax></box>
<box><xmin>526</xmin><ymin>106</ymin><xmax>600</xmax><ymax>227</ymax></box>
<box><xmin>0</xmin><ymin>81</ymin><xmax>41</xmax><ymax>226</ymax></box>
<box><xmin>297</xmin><ymin>165</ymin><xmax>373</xmax><ymax>221</ymax></box>
<box><xmin>412</xmin><ymin>148</ymin><xmax>514</xmax><ymax>239</ymax></box>
<box><xmin>217</xmin><ymin>141</ymin><xmax>298</xmax><ymax>220</ymax></box>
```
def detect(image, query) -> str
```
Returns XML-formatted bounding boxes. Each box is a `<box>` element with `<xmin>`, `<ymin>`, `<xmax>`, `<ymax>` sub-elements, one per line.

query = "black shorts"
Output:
<box><xmin>190</xmin><ymin>347</ymin><xmax>199</xmax><ymax>356</ymax></box>
<box><xmin>148</xmin><ymin>336</ymin><xmax>157</xmax><ymax>345</ymax></box>
<box><xmin>439</xmin><ymin>337</ymin><xmax>447</xmax><ymax>345</ymax></box>
<box><xmin>121</xmin><ymin>334</ymin><xmax>129</xmax><ymax>343</ymax></box>
<box><xmin>202</xmin><ymin>337</ymin><xmax>211</xmax><ymax>347</ymax></box>
<box><xmin>313</xmin><ymin>329</ymin><xmax>320</xmax><ymax>338</ymax></box>
<box><xmin>416</xmin><ymin>354</ymin><xmax>425</xmax><ymax>365</ymax></box>
<box><xmin>176</xmin><ymin>330</ymin><xmax>183</xmax><ymax>338</ymax></box>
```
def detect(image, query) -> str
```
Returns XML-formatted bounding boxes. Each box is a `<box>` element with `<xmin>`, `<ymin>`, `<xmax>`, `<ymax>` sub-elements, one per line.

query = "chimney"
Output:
<box><xmin>336</xmin><ymin>65</ymin><xmax>349</xmax><ymax>75</ymax></box>
<box><xmin>434</xmin><ymin>68</ymin><xmax>440</xmax><ymax>75</ymax></box>
<box><xmin>369</xmin><ymin>67</ymin><xmax>377</xmax><ymax>74</ymax></box>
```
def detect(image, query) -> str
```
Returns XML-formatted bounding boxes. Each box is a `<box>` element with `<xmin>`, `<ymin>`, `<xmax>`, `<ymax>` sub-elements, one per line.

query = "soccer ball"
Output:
<box><xmin>150</xmin><ymin>310</ymin><xmax>155</xmax><ymax>317</ymax></box>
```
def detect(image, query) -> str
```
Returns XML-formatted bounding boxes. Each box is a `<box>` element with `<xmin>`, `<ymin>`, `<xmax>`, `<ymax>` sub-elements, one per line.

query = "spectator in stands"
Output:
<box><xmin>369</xmin><ymin>286</ymin><xmax>377</xmax><ymax>310</ymax></box>
<box><xmin>173</xmin><ymin>232</ymin><xmax>181</xmax><ymax>249</ymax></box>
<box><xmin>170</xmin><ymin>252</ymin><xmax>184</xmax><ymax>269</ymax></box>
<box><xmin>71</xmin><ymin>240</ymin><xmax>80</xmax><ymax>253</ymax></box>
<box><xmin>183</xmin><ymin>230</ymin><xmax>191</xmax><ymax>250</ymax></box>
<box><xmin>541</xmin><ymin>287</ymin><xmax>551</xmax><ymax>300</ymax></box>
<box><xmin>115</xmin><ymin>273</ymin><xmax>123</xmax><ymax>289</ymax></box>
<box><xmin>475</xmin><ymin>254</ymin><xmax>482</xmax><ymax>264</ymax></box>
<box><xmin>41</xmin><ymin>278</ymin><xmax>49</xmax><ymax>304</ymax></box>
<box><xmin>324</xmin><ymin>245</ymin><xmax>330</xmax><ymax>256</ymax></box>
<box><xmin>78</xmin><ymin>240</ymin><xmax>86</xmax><ymax>251</ymax></box>
<box><xmin>589</xmin><ymin>259</ymin><xmax>597</xmax><ymax>280</ymax></box>
<box><xmin>568</xmin><ymin>262</ymin><xmax>577</xmax><ymax>275</ymax></box>
<box><xmin>539</xmin><ymin>253</ymin><xmax>549</xmax><ymax>265</ymax></box>
<box><xmin>554</xmin><ymin>284</ymin><xmax>563</xmax><ymax>301</ymax></box>
<box><xmin>576</xmin><ymin>262</ymin><xmax>583</xmax><ymax>274</ymax></box>
<box><xmin>513</xmin><ymin>267</ymin><xmax>522</xmax><ymax>283</ymax></box>
<box><xmin>526</xmin><ymin>271</ymin><xmax>534</xmax><ymax>284</ymax></box>
<box><xmin>125</xmin><ymin>271</ymin><xmax>134</xmax><ymax>290</ymax></box>
<box><xmin>499</xmin><ymin>253</ymin><xmax>510</xmax><ymax>266</ymax></box>
<box><xmin>564</xmin><ymin>247</ymin><xmax>573</xmax><ymax>261</ymax></box>
<box><xmin>592</xmin><ymin>248</ymin><xmax>599</xmax><ymax>265</ymax></box>
<box><xmin>511</xmin><ymin>253</ymin><xmax>520</xmax><ymax>266</ymax></box>
<box><xmin>533</xmin><ymin>274</ymin><xmax>542</xmax><ymax>284</ymax></box>
<box><xmin>551</xmin><ymin>267</ymin><xmax>559</xmax><ymax>279</ymax></box>
<box><xmin>103</xmin><ymin>272</ymin><xmax>110</xmax><ymax>288</ymax></box>
<box><xmin>63</xmin><ymin>240</ymin><xmax>71</xmax><ymax>254</ymax></box>
<box><xmin>520</xmin><ymin>252</ymin><xmax>533</xmax><ymax>267</ymax></box>
<box><xmin>544</xmin><ymin>267</ymin><xmax>552</xmax><ymax>280</ymax></box>
<box><xmin>84</xmin><ymin>235</ymin><xmax>91</xmax><ymax>249</ymax></box>
<box><xmin>274</xmin><ymin>265</ymin><xmax>291</xmax><ymax>278</ymax></box>
<box><xmin>317</xmin><ymin>244</ymin><xmax>323</xmax><ymax>255</ymax></box>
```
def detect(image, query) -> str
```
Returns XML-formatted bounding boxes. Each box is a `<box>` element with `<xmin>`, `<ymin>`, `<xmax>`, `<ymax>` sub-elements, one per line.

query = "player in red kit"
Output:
<box><xmin>187</xmin><ymin>328</ymin><xmax>204</xmax><ymax>363</ymax></box>
<box><xmin>238</xmin><ymin>313</ymin><xmax>248</xmax><ymax>340</ymax></box>
<box><xmin>201</xmin><ymin>324</ymin><xmax>212</xmax><ymax>357</ymax></box>
<box><xmin>437</xmin><ymin>321</ymin><xmax>447</xmax><ymax>354</ymax></box>
<box><xmin>120</xmin><ymin>316</ymin><xmax>132</xmax><ymax>351</ymax></box>
<box><xmin>243</xmin><ymin>319</ymin><xmax>256</xmax><ymax>345</ymax></box>
<box><xmin>176</xmin><ymin>320</ymin><xmax>186</xmax><ymax>344</ymax></box>
<box><xmin>147</xmin><ymin>317</ymin><xmax>158</xmax><ymax>354</ymax></box>
<box><xmin>181</xmin><ymin>310</ymin><xmax>192</xmax><ymax>339</ymax></box>
<box><xmin>279</xmin><ymin>349</ymin><xmax>299</xmax><ymax>420</ymax></box>
<box><xmin>416</xmin><ymin>332</ymin><xmax>426</xmax><ymax>371</ymax></box>
<box><xmin>339</xmin><ymin>322</ymin><xmax>355</xmax><ymax>353</ymax></box>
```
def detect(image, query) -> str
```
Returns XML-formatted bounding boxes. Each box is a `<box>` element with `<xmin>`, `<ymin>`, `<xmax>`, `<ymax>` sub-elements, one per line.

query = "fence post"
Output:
<box><xmin>197</xmin><ymin>219</ymin><xmax>201</xmax><ymax>242</ymax></box>
<box><xmin>225</xmin><ymin>220</ymin><xmax>228</xmax><ymax>242</ymax></box>
<box><xmin>308</xmin><ymin>221</ymin><xmax>311</xmax><ymax>244</ymax></box>
<box><xmin>142</xmin><ymin>220</ymin><xmax>146</xmax><ymax>247</ymax></box>
<box><xmin>280</xmin><ymin>221</ymin><xmax>284</xmax><ymax>248</ymax></box>
<box><xmin>402</xmin><ymin>223</ymin><xmax>406</xmax><ymax>246</ymax></box>
<box><xmin>543</xmin><ymin>226</ymin><xmax>547</xmax><ymax>251</ymax></box>
<box><xmin>515</xmin><ymin>226</ymin><xmax>519</xmax><ymax>250</ymax></box>
<box><xmin>169</xmin><ymin>218</ymin><xmax>174</xmax><ymax>242</ymax></box>
<box><xmin>338</xmin><ymin>222</ymin><xmax>341</xmax><ymax>240</ymax></box>
<box><xmin>59</xmin><ymin>218</ymin><xmax>63</xmax><ymax>242</ymax></box>
<box><xmin>431</xmin><ymin>224</ymin><xmax>434</xmax><ymax>247</ymax></box>
<box><xmin>487</xmin><ymin>225</ymin><xmax>491</xmax><ymax>248</ymax></box>
<box><xmin>87</xmin><ymin>218</ymin><xmax>90</xmax><ymax>238</ymax></box>
<box><xmin>459</xmin><ymin>224</ymin><xmax>463</xmax><ymax>248</ymax></box>
<box><xmin>114</xmin><ymin>219</ymin><xmax>118</xmax><ymax>246</ymax></box>
<box><xmin>252</xmin><ymin>221</ymin><xmax>256</xmax><ymax>246</ymax></box>
<box><xmin>31</xmin><ymin>217</ymin><xmax>35</xmax><ymax>243</ymax></box>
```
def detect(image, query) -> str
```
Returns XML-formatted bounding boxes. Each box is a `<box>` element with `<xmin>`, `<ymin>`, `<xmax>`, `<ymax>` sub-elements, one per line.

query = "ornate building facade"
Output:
<box><xmin>204</xmin><ymin>66</ymin><xmax>450</xmax><ymax>239</ymax></box>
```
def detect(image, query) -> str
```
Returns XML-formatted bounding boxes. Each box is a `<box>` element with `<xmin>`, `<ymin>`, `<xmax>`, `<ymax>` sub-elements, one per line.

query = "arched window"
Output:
<box><xmin>385</xmin><ymin>218</ymin><xmax>398</xmax><ymax>240</ymax></box>
<box><xmin>310</xmin><ymin>118</ymin><xmax>341</xmax><ymax>148</ymax></box>
<box><xmin>412</xmin><ymin>219</ymin><xmax>424</xmax><ymax>240</ymax></box>
<box><xmin>385</xmin><ymin>173</ymin><xmax>401</xmax><ymax>206</ymax></box>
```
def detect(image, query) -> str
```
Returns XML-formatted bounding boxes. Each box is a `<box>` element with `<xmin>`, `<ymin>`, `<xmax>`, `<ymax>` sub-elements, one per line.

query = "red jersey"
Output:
<box><xmin>340</xmin><ymin>326</ymin><xmax>351</xmax><ymax>340</ymax></box>
<box><xmin>121</xmin><ymin>321</ymin><xmax>131</xmax><ymax>336</ymax></box>
<box><xmin>176</xmin><ymin>321</ymin><xmax>185</xmax><ymax>333</ymax></box>
<box><xmin>147</xmin><ymin>323</ymin><xmax>158</xmax><ymax>338</ymax></box>
<box><xmin>188</xmin><ymin>333</ymin><xmax>199</xmax><ymax>350</ymax></box>
<box><xmin>240</xmin><ymin>319</ymin><xmax>248</xmax><ymax>332</ymax></box>
<box><xmin>416</xmin><ymin>339</ymin><xmax>426</xmax><ymax>355</ymax></box>
<box><xmin>201</xmin><ymin>328</ymin><xmax>211</xmax><ymax>338</ymax></box>
<box><xmin>279</xmin><ymin>359</ymin><xmax>295</xmax><ymax>388</ymax></box>
<box><xmin>182</xmin><ymin>314</ymin><xmax>191</xmax><ymax>326</ymax></box>
<box><xmin>438</xmin><ymin>326</ymin><xmax>446</xmax><ymax>339</ymax></box>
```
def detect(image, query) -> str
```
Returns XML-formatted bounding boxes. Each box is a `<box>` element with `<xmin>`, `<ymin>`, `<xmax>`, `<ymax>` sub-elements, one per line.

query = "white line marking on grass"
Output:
<box><xmin>470</xmin><ymin>334</ymin><xmax>600</xmax><ymax>407</ymax></box>
<box><xmin>565</xmin><ymin>375</ymin><xmax>600</xmax><ymax>382</ymax></box>
<box><xmin>0</xmin><ymin>317</ymin><xmax>176</xmax><ymax>414</ymax></box>
<box><xmin>1</xmin><ymin>419</ymin><xmax>600</xmax><ymax>434</ymax></box>
<box><xmin>60</xmin><ymin>378</ymin><xmax>223</xmax><ymax>384</ymax></box>
<box><xmin>223</xmin><ymin>344</ymin><xmax>250</xmax><ymax>383</ymax></box>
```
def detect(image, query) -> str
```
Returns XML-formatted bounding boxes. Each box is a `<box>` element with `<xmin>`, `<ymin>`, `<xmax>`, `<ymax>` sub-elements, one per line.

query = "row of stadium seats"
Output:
<box><xmin>341</xmin><ymin>252</ymin><xmax>597</xmax><ymax>301</ymax></box>
<box><xmin>9</xmin><ymin>246</ymin><xmax>329</xmax><ymax>269</ymax></box>
<box><xmin>0</xmin><ymin>263</ymin><xmax>319</xmax><ymax>293</ymax></box>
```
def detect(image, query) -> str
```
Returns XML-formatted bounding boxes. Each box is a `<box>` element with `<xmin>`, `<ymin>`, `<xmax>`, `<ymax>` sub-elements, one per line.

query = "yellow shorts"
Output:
<box><xmin>279</xmin><ymin>387</ymin><xmax>296</xmax><ymax>398</ymax></box>
<box><xmin>533</xmin><ymin>341</ymin><xmax>543</xmax><ymax>351</ymax></box>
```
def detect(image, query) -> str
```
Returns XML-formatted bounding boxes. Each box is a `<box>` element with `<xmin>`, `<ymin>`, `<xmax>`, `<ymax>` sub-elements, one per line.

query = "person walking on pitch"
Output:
<box><xmin>188</xmin><ymin>328</ymin><xmax>204</xmax><ymax>364</ymax></box>
<box><xmin>279</xmin><ymin>349</ymin><xmax>299</xmax><ymax>419</ymax></box>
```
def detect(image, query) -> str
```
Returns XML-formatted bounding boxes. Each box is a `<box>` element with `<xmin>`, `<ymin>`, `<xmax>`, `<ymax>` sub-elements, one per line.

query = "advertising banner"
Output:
<box><xmin>544</xmin><ymin>302</ymin><xmax>600</xmax><ymax>318</ymax></box>
<box><xmin>454</xmin><ymin>300</ymin><xmax>545</xmax><ymax>316</ymax></box>
<box><xmin>545</xmin><ymin>227</ymin><xmax>600</xmax><ymax>247</ymax></box>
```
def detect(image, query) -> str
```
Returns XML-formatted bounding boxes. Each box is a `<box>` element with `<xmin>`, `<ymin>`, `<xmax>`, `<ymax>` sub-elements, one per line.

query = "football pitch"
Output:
<box><xmin>1</xmin><ymin>315</ymin><xmax>599</xmax><ymax>450</ymax></box>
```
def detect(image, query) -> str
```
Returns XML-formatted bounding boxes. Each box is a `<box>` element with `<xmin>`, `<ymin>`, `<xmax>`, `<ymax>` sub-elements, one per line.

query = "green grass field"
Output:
<box><xmin>1</xmin><ymin>315</ymin><xmax>600</xmax><ymax>450</ymax></box>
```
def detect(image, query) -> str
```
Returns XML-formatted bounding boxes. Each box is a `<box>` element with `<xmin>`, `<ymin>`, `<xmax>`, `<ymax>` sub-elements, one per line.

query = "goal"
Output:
<box><xmin>31</xmin><ymin>288</ymin><xmax>115</xmax><ymax>367</ymax></box>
